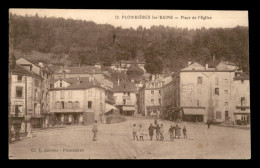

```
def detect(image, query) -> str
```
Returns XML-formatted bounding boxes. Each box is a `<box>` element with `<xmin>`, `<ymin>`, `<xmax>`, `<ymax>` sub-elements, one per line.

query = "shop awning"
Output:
<box><xmin>105</xmin><ymin>103</ymin><xmax>118</xmax><ymax>113</ymax></box>
<box><xmin>183</xmin><ymin>108</ymin><xmax>205</xmax><ymax>115</ymax></box>
<box><xmin>123</xmin><ymin>106</ymin><xmax>135</xmax><ymax>111</ymax></box>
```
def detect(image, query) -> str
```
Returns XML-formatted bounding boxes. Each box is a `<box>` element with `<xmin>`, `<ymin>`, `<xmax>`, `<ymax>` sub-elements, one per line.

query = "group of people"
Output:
<box><xmin>132</xmin><ymin>119</ymin><xmax>188</xmax><ymax>141</ymax></box>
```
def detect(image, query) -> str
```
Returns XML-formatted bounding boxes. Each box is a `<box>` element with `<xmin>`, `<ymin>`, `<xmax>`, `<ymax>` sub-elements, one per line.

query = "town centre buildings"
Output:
<box><xmin>161</xmin><ymin>61</ymin><xmax>250</xmax><ymax>124</ymax></box>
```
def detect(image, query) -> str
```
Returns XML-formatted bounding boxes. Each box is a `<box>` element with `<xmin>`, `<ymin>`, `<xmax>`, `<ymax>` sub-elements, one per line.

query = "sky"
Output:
<box><xmin>9</xmin><ymin>9</ymin><xmax>248</xmax><ymax>30</ymax></box>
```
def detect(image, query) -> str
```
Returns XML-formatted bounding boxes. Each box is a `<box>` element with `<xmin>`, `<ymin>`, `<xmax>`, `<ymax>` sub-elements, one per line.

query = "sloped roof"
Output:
<box><xmin>12</xmin><ymin>64</ymin><xmax>42</xmax><ymax>79</ymax></box>
<box><xmin>113</xmin><ymin>81</ymin><xmax>137</xmax><ymax>93</ymax></box>
<box><xmin>234</xmin><ymin>73</ymin><xmax>249</xmax><ymax>80</ymax></box>
<box><xmin>50</xmin><ymin>77</ymin><xmax>104</xmax><ymax>91</ymax></box>
<box><xmin>54</xmin><ymin>66</ymin><xmax>104</xmax><ymax>74</ymax></box>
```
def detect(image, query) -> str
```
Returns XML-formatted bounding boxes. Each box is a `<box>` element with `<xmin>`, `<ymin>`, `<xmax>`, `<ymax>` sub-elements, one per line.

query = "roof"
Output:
<box><xmin>54</xmin><ymin>66</ymin><xmax>104</xmax><ymax>74</ymax></box>
<box><xmin>12</xmin><ymin>64</ymin><xmax>42</xmax><ymax>79</ymax></box>
<box><xmin>113</xmin><ymin>81</ymin><xmax>137</xmax><ymax>93</ymax></box>
<box><xmin>49</xmin><ymin>77</ymin><xmax>104</xmax><ymax>91</ymax></box>
<box><xmin>220</xmin><ymin>61</ymin><xmax>237</xmax><ymax>66</ymax></box>
<box><xmin>234</xmin><ymin>73</ymin><xmax>249</xmax><ymax>80</ymax></box>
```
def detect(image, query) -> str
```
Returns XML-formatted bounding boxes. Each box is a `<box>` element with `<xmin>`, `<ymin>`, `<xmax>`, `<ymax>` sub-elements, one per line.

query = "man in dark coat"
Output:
<box><xmin>148</xmin><ymin>123</ymin><xmax>155</xmax><ymax>141</ymax></box>
<box><xmin>155</xmin><ymin>124</ymin><xmax>160</xmax><ymax>140</ymax></box>
<box><xmin>207</xmin><ymin>120</ymin><xmax>211</xmax><ymax>129</ymax></box>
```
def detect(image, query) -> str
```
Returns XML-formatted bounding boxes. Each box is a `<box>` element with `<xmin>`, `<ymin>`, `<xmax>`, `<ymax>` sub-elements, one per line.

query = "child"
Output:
<box><xmin>92</xmin><ymin>120</ymin><xmax>98</xmax><ymax>141</ymax></box>
<box><xmin>139</xmin><ymin>124</ymin><xmax>144</xmax><ymax>141</ymax></box>
<box><xmin>132</xmin><ymin>124</ymin><xmax>138</xmax><ymax>141</ymax></box>
<box><xmin>148</xmin><ymin>123</ymin><xmax>155</xmax><ymax>141</ymax></box>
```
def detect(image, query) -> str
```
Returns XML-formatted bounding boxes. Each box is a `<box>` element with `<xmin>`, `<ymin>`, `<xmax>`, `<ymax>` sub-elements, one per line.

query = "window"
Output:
<box><xmin>216</xmin><ymin>111</ymin><xmax>222</xmax><ymax>119</ymax></box>
<box><xmin>88</xmin><ymin>101</ymin><xmax>92</xmax><ymax>109</ymax></box>
<box><xmin>69</xmin><ymin>91</ymin><xmax>72</xmax><ymax>99</ymax></box>
<box><xmin>60</xmin><ymin>82</ymin><xmax>62</xmax><ymax>87</ymax></box>
<box><xmin>197</xmin><ymin>77</ymin><xmax>202</xmax><ymax>84</ymax></box>
<box><xmin>224</xmin><ymin>79</ymin><xmax>228</xmax><ymax>84</ymax></box>
<box><xmin>159</xmin><ymin>90</ymin><xmax>161</xmax><ymax>95</ymax></box>
<box><xmin>151</xmin><ymin>99</ymin><xmax>154</xmax><ymax>103</ymax></box>
<box><xmin>123</xmin><ymin>99</ymin><xmax>126</xmax><ymax>105</ymax></box>
<box><xmin>215</xmin><ymin>77</ymin><xmax>219</xmax><ymax>85</ymax></box>
<box><xmin>151</xmin><ymin>90</ymin><xmax>154</xmax><ymax>95</ymax></box>
<box><xmin>17</xmin><ymin>75</ymin><xmax>22</xmax><ymax>82</ymax></box>
<box><xmin>159</xmin><ymin>99</ymin><xmax>161</xmax><ymax>104</ymax></box>
<box><xmin>61</xmin><ymin>91</ymin><xmax>65</xmax><ymax>99</ymax></box>
<box><xmin>224</xmin><ymin>90</ymin><xmax>228</xmax><ymax>95</ymax></box>
<box><xmin>197</xmin><ymin>100</ymin><xmax>200</xmax><ymax>106</ymax></box>
<box><xmin>225</xmin><ymin>102</ymin><xmax>228</xmax><ymax>107</ymax></box>
<box><xmin>88</xmin><ymin>90</ymin><xmax>92</xmax><ymax>97</ymax></box>
<box><xmin>75</xmin><ymin>101</ymin><xmax>79</xmax><ymax>108</ymax></box>
<box><xmin>16</xmin><ymin>87</ymin><xmax>23</xmax><ymax>98</ymax></box>
<box><xmin>241</xmin><ymin>97</ymin><xmax>246</xmax><ymax>106</ymax></box>
<box><xmin>127</xmin><ymin>92</ymin><xmax>130</xmax><ymax>96</ymax></box>
<box><xmin>241</xmin><ymin>80</ymin><xmax>244</xmax><ymax>84</ymax></box>
<box><xmin>100</xmin><ymin>92</ymin><xmax>102</xmax><ymax>99</ymax></box>
<box><xmin>15</xmin><ymin>105</ymin><xmax>23</xmax><ymax>116</ymax></box>
<box><xmin>68</xmin><ymin>101</ymin><xmax>72</xmax><ymax>109</ymax></box>
<box><xmin>215</xmin><ymin>88</ymin><xmax>219</xmax><ymax>95</ymax></box>
<box><xmin>197</xmin><ymin>88</ymin><xmax>201</xmax><ymax>95</ymax></box>
<box><xmin>56</xmin><ymin>102</ymin><xmax>60</xmax><ymax>109</ymax></box>
<box><xmin>61</xmin><ymin>101</ymin><xmax>64</xmax><ymax>109</ymax></box>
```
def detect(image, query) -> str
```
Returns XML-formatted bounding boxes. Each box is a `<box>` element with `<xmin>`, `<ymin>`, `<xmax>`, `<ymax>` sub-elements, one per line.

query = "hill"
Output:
<box><xmin>9</xmin><ymin>13</ymin><xmax>249</xmax><ymax>73</ymax></box>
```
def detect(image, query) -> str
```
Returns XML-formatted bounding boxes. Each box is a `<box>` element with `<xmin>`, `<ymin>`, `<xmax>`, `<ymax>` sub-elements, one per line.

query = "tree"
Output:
<box><xmin>126</xmin><ymin>63</ymin><xmax>144</xmax><ymax>78</ymax></box>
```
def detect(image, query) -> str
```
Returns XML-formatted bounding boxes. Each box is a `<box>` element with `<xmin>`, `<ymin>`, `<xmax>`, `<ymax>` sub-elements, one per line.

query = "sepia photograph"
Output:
<box><xmin>8</xmin><ymin>9</ymin><xmax>250</xmax><ymax>159</ymax></box>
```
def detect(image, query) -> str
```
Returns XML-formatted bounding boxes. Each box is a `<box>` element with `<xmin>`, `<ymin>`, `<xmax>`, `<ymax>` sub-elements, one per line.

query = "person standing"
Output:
<box><xmin>154</xmin><ymin>119</ymin><xmax>158</xmax><ymax>126</ymax></box>
<box><xmin>132</xmin><ymin>124</ymin><xmax>139</xmax><ymax>141</ymax></box>
<box><xmin>207</xmin><ymin>120</ymin><xmax>211</xmax><ymax>129</ymax></box>
<box><xmin>92</xmin><ymin>120</ymin><xmax>98</xmax><ymax>141</ymax></box>
<box><xmin>156</xmin><ymin>124</ymin><xmax>160</xmax><ymax>140</ymax></box>
<box><xmin>139</xmin><ymin>124</ymin><xmax>144</xmax><ymax>141</ymax></box>
<box><xmin>168</xmin><ymin>125</ymin><xmax>174</xmax><ymax>141</ymax></box>
<box><xmin>183</xmin><ymin>126</ymin><xmax>187</xmax><ymax>139</ymax></box>
<box><xmin>160</xmin><ymin>124</ymin><xmax>164</xmax><ymax>141</ymax></box>
<box><xmin>175</xmin><ymin>124</ymin><xmax>179</xmax><ymax>138</ymax></box>
<box><xmin>148</xmin><ymin>123</ymin><xmax>155</xmax><ymax>141</ymax></box>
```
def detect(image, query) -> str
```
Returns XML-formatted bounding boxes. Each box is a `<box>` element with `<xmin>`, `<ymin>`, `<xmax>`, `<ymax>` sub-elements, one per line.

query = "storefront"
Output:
<box><xmin>182</xmin><ymin>107</ymin><xmax>205</xmax><ymax>122</ymax></box>
<box><xmin>54</xmin><ymin>113</ymin><xmax>83</xmax><ymax>125</ymax></box>
<box><xmin>146</xmin><ymin>106</ymin><xmax>161</xmax><ymax>118</ymax></box>
<box><xmin>234</xmin><ymin>111</ymin><xmax>250</xmax><ymax>125</ymax></box>
<box><xmin>122</xmin><ymin>105</ymin><xmax>135</xmax><ymax>116</ymax></box>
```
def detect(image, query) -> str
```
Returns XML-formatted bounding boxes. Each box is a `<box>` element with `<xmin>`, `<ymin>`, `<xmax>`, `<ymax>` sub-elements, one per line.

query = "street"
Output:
<box><xmin>9</xmin><ymin>117</ymin><xmax>251</xmax><ymax>159</ymax></box>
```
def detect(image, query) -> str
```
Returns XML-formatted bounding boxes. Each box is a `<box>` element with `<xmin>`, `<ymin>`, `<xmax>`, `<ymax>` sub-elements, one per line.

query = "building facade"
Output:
<box><xmin>49</xmin><ymin>77</ymin><xmax>105</xmax><ymax>125</ymax></box>
<box><xmin>162</xmin><ymin>61</ymin><xmax>250</xmax><ymax>123</ymax></box>
<box><xmin>113</xmin><ymin>81</ymin><xmax>137</xmax><ymax>116</ymax></box>
<box><xmin>16</xmin><ymin>58</ymin><xmax>52</xmax><ymax>128</ymax></box>
<box><xmin>10</xmin><ymin>64</ymin><xmax>43</xmax><ymax>133</ymax></box>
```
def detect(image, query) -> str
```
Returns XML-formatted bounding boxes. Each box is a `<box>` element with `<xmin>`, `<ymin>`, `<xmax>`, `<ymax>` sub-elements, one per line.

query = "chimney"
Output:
<box><xmin>188</xmin><ymin>61</ymin><xmax>192</xmax><ymax>66</ymax></box>
<box><xmin>205</xmin><ymin>64</ymin><xmax>208</xmax><ymax>69</ymax></box>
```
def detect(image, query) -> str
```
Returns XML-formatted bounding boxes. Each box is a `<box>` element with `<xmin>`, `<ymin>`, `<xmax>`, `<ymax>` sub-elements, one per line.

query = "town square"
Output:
<box><xmin>9</xmin><ymin>9</ymin><xmax>250</xmax><ymax>159</ymax></box>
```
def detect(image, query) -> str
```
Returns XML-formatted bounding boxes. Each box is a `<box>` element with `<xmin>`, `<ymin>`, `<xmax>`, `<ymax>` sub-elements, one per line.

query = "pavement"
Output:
<box><xmin>9</xmin><ymin>116</ymin><xmax>251</xmax><ymax>159</ymax></box>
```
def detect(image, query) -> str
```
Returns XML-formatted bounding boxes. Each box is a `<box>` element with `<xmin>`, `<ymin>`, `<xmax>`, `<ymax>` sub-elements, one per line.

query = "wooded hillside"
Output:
<box><xmin>9</xmin><ymin>13</ymin><xmax>249</xmax><ymax>73</ymax></box>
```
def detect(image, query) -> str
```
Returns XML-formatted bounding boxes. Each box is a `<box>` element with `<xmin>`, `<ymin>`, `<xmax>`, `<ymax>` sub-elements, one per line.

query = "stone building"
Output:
<box><xmin>161</xmin><ymin>61</ymin><xmax>248</xmax><ymax>123</ymax></box>
<box><xmin>113</xmin><ymin>80</ymin><xmax>137</xmax><ymax>116</ymax></box>
<box><xmin>49</xmin><ymin>76</ymin><xmax>105</xmax><ymax>125</ymax></box>
<box><xmin>10</xmin><ymin>64</ymin><xmax>43</xmax><ymax>132</ymax></box>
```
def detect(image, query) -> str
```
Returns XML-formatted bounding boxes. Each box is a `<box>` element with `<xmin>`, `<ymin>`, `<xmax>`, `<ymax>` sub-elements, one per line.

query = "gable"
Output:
<box><xmin>182</xmin><ymin>62</ymin><xmax>204</xmax><ymax>70</ymax></box>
